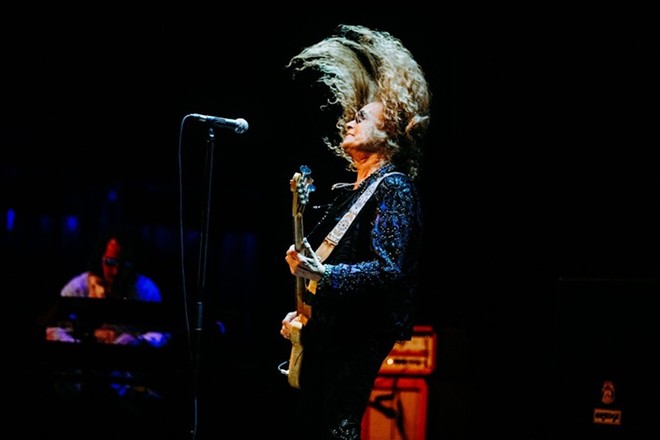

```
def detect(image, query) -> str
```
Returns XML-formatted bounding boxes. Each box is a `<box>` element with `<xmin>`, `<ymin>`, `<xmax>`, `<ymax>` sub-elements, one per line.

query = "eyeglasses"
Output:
<box><xmin>355</xmin><ymin>109</ymin><xmax>367</xmax><ymax>124</ymax></box>
<box><xmin>103</xmin><ymin>257</ymin><xmax>132</xmax><ymax>268</ymax></box>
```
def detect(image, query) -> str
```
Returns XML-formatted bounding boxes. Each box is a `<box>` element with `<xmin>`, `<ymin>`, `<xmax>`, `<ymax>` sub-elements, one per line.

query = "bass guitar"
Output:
<box><xmin>286</xmin><ymin>165</ymin><xmax>315</xmax><ymax>388</ymax></box>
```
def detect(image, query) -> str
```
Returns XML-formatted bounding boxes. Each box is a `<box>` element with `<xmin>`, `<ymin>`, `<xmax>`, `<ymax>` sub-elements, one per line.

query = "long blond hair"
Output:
<box><xmin>287</xmin><ymin>24</ymin><xmax>431</xmax><ymax>179</ymax></box>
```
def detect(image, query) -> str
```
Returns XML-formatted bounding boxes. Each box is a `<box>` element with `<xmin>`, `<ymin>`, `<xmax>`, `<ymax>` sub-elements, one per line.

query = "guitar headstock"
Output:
<box><xmin>291</xmin><ymin>165</ymin><xmax>315</xmax><ymax>217</ymax></box>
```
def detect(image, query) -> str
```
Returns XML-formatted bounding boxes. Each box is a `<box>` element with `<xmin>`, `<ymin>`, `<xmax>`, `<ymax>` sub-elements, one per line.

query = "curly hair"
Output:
<box><xmin>287</xmin><ymin>24</ymin><xmax>431</xmax><ymax>179</ymax></box>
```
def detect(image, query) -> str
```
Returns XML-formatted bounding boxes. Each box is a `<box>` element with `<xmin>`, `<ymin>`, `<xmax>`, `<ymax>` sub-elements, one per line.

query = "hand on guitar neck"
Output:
<box><xmin>285</xmin><ymin>238</ymin><xmax>325</xmax><ymax>283</ymax></box>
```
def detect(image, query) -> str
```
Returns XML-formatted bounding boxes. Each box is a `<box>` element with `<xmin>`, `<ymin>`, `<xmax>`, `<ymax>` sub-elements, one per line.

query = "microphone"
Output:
<box><xmin>189</xmin><ymin>113</ymin><xmax>249</xmax><ymax>134</ymax></box>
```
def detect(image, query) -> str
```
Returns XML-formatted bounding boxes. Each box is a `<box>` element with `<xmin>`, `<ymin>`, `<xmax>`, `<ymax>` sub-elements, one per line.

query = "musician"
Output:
<box><xmin>46</xmin><ymin>229</ymin><xmax>174</xmax><ymax>439</ymax></box>
<box><xmin>280</xmin><ymin>24</ymin><xmax>430</xmax><ymax>439</ymax></box>
<box><xmin>48</xmin><ymin>230</ymin><xmax>167</xmax><ymax>348</ymax></box>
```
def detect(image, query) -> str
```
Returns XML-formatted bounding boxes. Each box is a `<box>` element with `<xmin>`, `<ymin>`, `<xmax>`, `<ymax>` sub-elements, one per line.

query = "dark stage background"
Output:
<box><xmin>4</xmin><ymin>6</ymin><xmax>658</xmax><ymax>439</ymax></box>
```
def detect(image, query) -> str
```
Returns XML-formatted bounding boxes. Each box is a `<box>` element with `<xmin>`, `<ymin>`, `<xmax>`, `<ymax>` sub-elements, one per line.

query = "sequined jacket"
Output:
<box><xmin>304</xmin><ymin>163</ymin><xmax>423</xmax><ymax>343</ymax></box>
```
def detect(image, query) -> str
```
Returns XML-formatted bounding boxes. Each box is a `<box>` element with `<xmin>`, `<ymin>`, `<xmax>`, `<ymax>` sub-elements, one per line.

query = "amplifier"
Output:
<box><xmin>379</xmin><ymin>325</ymin><xmax>436</xmax><ymax>376</ymax></box>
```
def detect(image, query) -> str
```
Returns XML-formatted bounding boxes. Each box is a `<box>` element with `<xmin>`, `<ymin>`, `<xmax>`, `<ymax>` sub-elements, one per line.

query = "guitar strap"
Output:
<box><xmin>315</xmin><ymin>171</ymin><xmax>403</xmax><ymax>263</ymax></box>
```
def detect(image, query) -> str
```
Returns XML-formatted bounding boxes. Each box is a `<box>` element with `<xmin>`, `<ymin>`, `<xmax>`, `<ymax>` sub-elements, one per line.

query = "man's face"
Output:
<box><xmin>101</xmin><ymin>238</ymin><xmax>130</xmax><ymax>285</ymax></box>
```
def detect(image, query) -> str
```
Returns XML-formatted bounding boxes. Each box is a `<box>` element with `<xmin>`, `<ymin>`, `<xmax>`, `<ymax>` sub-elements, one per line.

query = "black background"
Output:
<box><xmin>4</xmin><ymin>5</ymin><xmax>658</xmax><ymax>439</ymax></box>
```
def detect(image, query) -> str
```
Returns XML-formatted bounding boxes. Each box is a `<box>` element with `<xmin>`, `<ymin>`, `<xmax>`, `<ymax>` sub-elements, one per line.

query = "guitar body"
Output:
<box><xmin>287</xmin><ymin>317</ymin><xmax>304</xmax><ymax>388</ymax></box>
<box><xmin>287</xmin><ymin>166</ymin><xmax>314</xmax><ymax>389</ymax></box>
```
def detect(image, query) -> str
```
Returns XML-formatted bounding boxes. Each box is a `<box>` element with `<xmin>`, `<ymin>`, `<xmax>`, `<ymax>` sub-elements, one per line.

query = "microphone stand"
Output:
<box><xmin>190</xmin><ymin>126</ymin><xmax>216</xmax><ymax>438</ymax></box>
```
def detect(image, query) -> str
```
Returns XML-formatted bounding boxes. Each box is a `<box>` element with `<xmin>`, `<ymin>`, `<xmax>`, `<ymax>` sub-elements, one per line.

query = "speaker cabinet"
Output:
<box><xmin>361</xmin><ymin>377</ymin><xmax>428</xmax><ymax>440</ymax></box>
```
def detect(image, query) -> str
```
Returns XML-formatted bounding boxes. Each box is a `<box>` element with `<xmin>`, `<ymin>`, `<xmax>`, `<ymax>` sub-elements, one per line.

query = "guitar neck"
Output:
<box><xmin>293</xmin><ymin>212</ymin><xmax>304</xmax><ymax>252</ymax></box>
<box><xmin>293</xmin><ymin>213</ymin><xmax>312</xmax><ymax>320</ymax></box>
